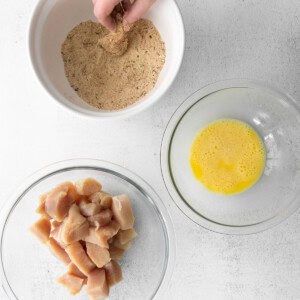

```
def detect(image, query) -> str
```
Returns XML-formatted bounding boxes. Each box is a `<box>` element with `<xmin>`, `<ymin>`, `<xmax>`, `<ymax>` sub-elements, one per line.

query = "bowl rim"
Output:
<box><xmin>0</xmin><ymin>159</ymin><xmax>176</xmax><ymax>299</ymax></box>
<box><xmin>160</xmin><ymin>78</ymin><xmax>300</xmax><ymax>235</ymax></box>
<box><xmin>27</xmin><ymin>0</ymin><xmax>185</xmax><ymax>119</ymax></box>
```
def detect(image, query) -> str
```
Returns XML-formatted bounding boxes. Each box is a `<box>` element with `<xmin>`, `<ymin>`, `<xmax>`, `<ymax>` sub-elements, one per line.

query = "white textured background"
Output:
<box><xmin>1</xmin><ymin>0</ymin><xmax>300</xmax><ymax>299</ymax></box>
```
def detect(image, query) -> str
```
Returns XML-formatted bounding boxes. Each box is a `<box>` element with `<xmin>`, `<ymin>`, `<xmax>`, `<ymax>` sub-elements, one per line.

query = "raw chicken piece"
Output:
<box><xmin>35</xmin><ymin>202</ymin><xmax>51</xmax><ymax>219</ymax></box>
<box><xmin>64</xmin><ymin>182</ymin><xmax>81</xmax><ymax>202</ymax></box>
<box><xmin>47</xmin><ymin>238</ymin><xmax>71</xmax><ymax>264</ymax></box>
<box><xmin>39</xmin><ymin>193</ymin><xmax>48</xmax><ymax>203</ymax></box>
<box><xmin>60</xmin><ymin>204</ymin><xmax>89</xmax><ymax>244</ymax></box>
<box><xmin>57</xmin><ymin>273</ymin><xmax>84</xmax><ymax>295</ymax></box>
<box><xmin>88</xmin><ymin>209</ymin><xmax>113</xmax><ymax>229</ymax></box>
<box><xmin>79</xmin><ymin>199</ymin><xmax>102</xmax><ymax>217</ymax></box>
<box><xmin>99</xmin><ymin>220</ymin><xmax>120</xmax><ymax>238</ymax></box>
<box><xmin>86</xmin><ymin>242</ymin><xmax>111</xmax><ymax>268</ymax></box>
<box><xmin>104</xmin><ymin>261</ymin><xmax>123</xmax><ymax>287</ymax></box>
<box><xmin>87</xmin><ymin>269</ymin><xmax>109</xmax><ymax>300</ymax></box>
<box><xmin>101</xmin><ymin>198</ymin><xmax>112</xmax><ymax>209</ymax></box>
<box><xmin>75</xmin><ymin>178</ymin><xmax>102</xmax><ymax>196</ymax></box>
<box><xmin>111</xmin><ymin>194</ymin><xmax>135</xmax><ymax>230</ymax></box>
<box><xmin>83</xmin><ymin>228</ymin><xmax>109</xmax><ymax>249</ymax></box>
<box><xmin>30</xmin><ymin>179</ymin><xmax>137</xmax><ymax>299</ymax></box>
<box><xmin>67</xmin><ymin>263</ymin><xmax>86</xmax><ymax>279</ymax></box>
<box><xmin>36</xmin><ymin>193</ymin><xmax>51</xmax><ymax>219</ymax></box>
<box><xmin>51</xmin><ymin>220</ymin><xmax>61</xmax><ymax>229</ymax></box>
<box><xmin>50</xmin><ymin>224</ymin><xmax>66</xmax><ymax>249</ymax></box>
<box><xmin>108</xmin><ymin>236</ymin><xmax>115</xmax><ymax>245</ymax></box>
<box><xmin>89</xmin><ymin>191</ymin><xmax>112</xmax><ymax>209</ymax></box>
<box><xmin>29</xmin><ymin>218</ymin><xmax>51</xmax><ymax>243</ymax></box>
<box><xmin>65</xmin><ymin>242</ymin><xmax>96</xmax><ymax>276</ymax></box>
<box><xmin>76</xmin><ymin>195</ymin><xmax>89</xmax><ymax>204</ymax></box>
<box><xmin>109</xmin><ymin>246</ymin><xmax>125</xmax><ymax>260</ymax></box>
<box><xmin>116</xmin><ymin>228</ymin><xmax>137</xmax><ymax>245</ymax></box>
<box><xmin>83</xmin><ymin>221</ymin><xmax>120</xmax><ymax>248</ymax></box>
<box><xmin>113</xmin><ymin>239</ymin><xmax>132</xmax><ymax>250</ymax></box>
<box><xmin>45</xmin><ymin>183</ymin><xmax>75</xmax><ymax>221</ymax></box>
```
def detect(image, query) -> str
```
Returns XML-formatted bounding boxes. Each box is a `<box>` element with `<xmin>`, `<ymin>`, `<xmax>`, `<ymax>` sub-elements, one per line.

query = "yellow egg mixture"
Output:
<box><xmin>190</xmin><ymin>119</ymin><xmax>266</xmax><ymax>195</ymax></box>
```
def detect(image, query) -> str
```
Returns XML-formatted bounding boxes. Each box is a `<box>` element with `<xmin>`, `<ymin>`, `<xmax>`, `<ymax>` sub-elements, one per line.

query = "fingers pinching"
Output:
<box><xmin>93</xmin><ymin>0</ymin><xmax>120</xmax><ymax>31</ymax></box>
<box><xmin>124</xmin><ymin>0</ymin><xmax>155</xmax><ymax>25</ymax></box>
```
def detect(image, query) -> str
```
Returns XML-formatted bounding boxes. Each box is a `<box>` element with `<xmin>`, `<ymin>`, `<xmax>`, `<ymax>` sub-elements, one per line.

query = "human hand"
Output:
<box><xmin>93</xmin><ymin>0</ymin><xmax>156</xmax><ymax>31</ymax></box>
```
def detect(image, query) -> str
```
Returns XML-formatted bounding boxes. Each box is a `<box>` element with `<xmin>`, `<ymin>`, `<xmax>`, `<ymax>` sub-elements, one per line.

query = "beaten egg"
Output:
<box><xmin>190</xmin><ymin>119</ymin><xmax>266</xmax><ymax>195</ymax></box>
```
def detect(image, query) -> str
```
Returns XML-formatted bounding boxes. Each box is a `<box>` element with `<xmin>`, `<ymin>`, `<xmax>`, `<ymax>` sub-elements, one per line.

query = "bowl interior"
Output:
<box><xmin>161</xmin><ymin>81</ymin><xmax>300</xmax><ymax>234</ymax></box>
<box><xmin>29</xmin><ymin>0</ymin><xmax>184</xmax><ymax>116</ymax></box>
<box><xmin>1</xmin><ymin>164</ymin><xmax>172</xmax><ymax>299</ymax></box>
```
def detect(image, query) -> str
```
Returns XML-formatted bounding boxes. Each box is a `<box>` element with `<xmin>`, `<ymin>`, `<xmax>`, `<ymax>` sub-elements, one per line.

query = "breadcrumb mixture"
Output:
<box><xmin>61</xmin><ymin>19</ymin><xmax>165</xmax><ymax>110</ymax></box>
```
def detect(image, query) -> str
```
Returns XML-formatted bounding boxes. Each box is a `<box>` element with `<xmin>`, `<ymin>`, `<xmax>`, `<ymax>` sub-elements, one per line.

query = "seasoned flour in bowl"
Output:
<box><xmin>61</xmin><ymin>19</ymin><xmax>165</xmax><ymax>110</ymax></box>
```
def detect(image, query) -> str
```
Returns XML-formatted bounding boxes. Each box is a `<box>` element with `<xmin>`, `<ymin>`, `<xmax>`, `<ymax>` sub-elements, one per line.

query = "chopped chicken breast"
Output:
<box><xmin>88</xmin><ymin>209</ymin><xmax>113</xmax><ymax>229</ymax></box>
<box><xmin>50</xmin><ymin>224</ymin><xmax>67</xmax><ymax>249</ymax></box>
<box><xmin>108</xmin><ymin>246</ymin><xmax>125</xmax><ymax>260</ymax></box>
<box><xmin>89</xmin><ymin>191</ymin><xmax>112</xmax><ymax>209</ymax></box>
<box><xmin>113</xmin><ymin>239</ymin><xmax>132</xmax><ymax>250</ymax></box>
<box><xmin>86</xmin><ymin>242</ymin><xmax>111</xmax><ymax>268</ymax></box>
<box><xmin>75</xmin><ymin>178</ymin><xmax>102</xmax><ymax>196</ymax></box>
<box><xmin>83</xmin><ymin>228</ymin><xmax>109</xmax><ymax>249</ymax></box>
<box><xmin>104</xmin><ymin>260</ymin><xmax>123</xmax><ymax>287</ymax></box>
<box><xmin>87</xmin><ymin>269</ymin><xmax>109</xmax><ymax>300</ymax></box>
<box><xmin>51</xmin><ymin>220</ymin><xmax>61</xmax><ymax>229</ymax></box>
<box><xmin>58</xmin><ymin>273</ymin><xmax>84</xmax><ymax>295</ymax></box>
<box><xmin>45</xmin><ymin>183</ymin><xmax>75</xmax><ymax>221</ymax></box>
<box><xmin>29</xmin><ymin>218</ymin><xmax>51</xmax><ymax>243</ymax></box>
<box><xmin>111</xmin><ymin>195</ymin><xmax>135</xmax><ymax>230</ymax></box>
<box><xmin>116</xmin><ymin>228</ymin><xmax>137</xmax><ymax>245</ymax></box>
<box><xmin>79</xmin><ymin>199</ymin><xmax>102</xmax><ymax>217</ymax></box>
<box><xmin>47</xmin><ymin>238</ymin><xmax>71</xmax><ymax>265</ymax></box>
<box><xmin>30</xmin><ymin>179</ymin><xmax>136</xmax><ymax>299</ymax></box>
<box><xmin>60</xmin><ymin>204</ymin><xmax>89</xmax><ymax>244</ymax></box>
<box><xmin>65</xmin><ymin>242</ymin><xmax>96</xmax><ymax>276</ymax></box>
<box><xmin>67</xmin><ymin>263</ymin><xmax>86</xmax><ymax>279</ymax></box>
<box><xmin>83</xmin><ymin>221</ymin><xmax>120</xmax><ymax>248</ymax></box>
<box><xmin>64</xmin><ymin>182</ymin><xmax>80</xmax><ymax>203</ymax></box>
<box><xmin>36</xmin><ymin>193</ymin><xmax>51</xmax><ymax>219</ymax></box>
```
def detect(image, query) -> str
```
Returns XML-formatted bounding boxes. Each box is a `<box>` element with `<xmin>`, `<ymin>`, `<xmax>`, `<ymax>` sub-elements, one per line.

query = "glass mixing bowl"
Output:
<box><xmin>0</xmin><ymin>159</ymin><xmax>175</xmax><ymax>299</ymax></box>
<box><xmin>161</xmin><ymin>79</ymin><xmax>300</xmax><ymax>235</ymax></box>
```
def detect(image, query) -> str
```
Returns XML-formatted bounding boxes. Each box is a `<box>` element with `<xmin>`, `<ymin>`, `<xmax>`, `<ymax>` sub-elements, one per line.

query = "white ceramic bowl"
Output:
<box><xmin>28</xmin><ymin>0</ymin><xmax>185</xmax><ymax>118</ymax></box>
